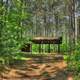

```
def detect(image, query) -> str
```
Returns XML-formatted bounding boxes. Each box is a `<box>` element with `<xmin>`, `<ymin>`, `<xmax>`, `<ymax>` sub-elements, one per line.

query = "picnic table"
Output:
<box><xmin>31</xmin><ymin>37</ymin><xmax>62</xmax><ymax>53</ymax></box>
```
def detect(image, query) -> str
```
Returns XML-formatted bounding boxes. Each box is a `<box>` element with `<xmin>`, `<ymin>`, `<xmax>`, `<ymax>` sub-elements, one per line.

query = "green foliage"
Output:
<box><xmin>0</xmin><ymin>0</ymin><xmax>31</xmax><ymax>64</ymax></box>
<box><xmin>67</xmin><ymin>42</ymin><xmax>80</xmax><ymax>74</ymax></box>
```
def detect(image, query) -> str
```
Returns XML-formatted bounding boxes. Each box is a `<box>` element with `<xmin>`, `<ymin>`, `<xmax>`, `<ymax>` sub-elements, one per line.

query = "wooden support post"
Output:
<box><xmin>30</xmin><ymin>44</ymin><xmax>32</xmax><ymax>52</ymax></box>
<box><xmin>48</xmin><ymin>43</ymin><xmax>50</xmax><ymax>53</ymax></box>
<box><xmin>58</xmin><ymin>44</ymin><xmax>60</xmax><ymax>53</ymax></box>
<box><xmin>39</xmin><ymin>44</ymin><xmax>41</xmax><ymax>53</ymax></box>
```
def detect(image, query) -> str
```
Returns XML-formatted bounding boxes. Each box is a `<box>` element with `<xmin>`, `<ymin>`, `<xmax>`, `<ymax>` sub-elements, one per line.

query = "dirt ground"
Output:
<box><xmin>0</xmin><ymin>58</ymin><xmax>73</xmax><ymax>80</ymax></box>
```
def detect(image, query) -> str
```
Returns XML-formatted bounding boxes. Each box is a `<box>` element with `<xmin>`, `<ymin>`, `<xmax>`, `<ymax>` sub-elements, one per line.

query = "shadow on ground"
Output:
<box><xmin>0</xmin><ymin>58</ymin><xmax>69</xmax><ymax>80</ymax></box>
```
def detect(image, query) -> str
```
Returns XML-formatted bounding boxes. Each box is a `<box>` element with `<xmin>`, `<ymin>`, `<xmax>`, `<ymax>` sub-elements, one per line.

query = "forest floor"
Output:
<box><xmin>0</xmin><ymin>56</ymin><xmax>73</xmax><ymax>80</ymax></box>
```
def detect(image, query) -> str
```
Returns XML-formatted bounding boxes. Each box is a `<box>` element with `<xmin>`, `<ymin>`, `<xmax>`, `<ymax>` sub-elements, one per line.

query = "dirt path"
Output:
<box><xmin>0</xmin><ymin>59</ymin><xmax>72</xmax><ymax>80</ymax></box>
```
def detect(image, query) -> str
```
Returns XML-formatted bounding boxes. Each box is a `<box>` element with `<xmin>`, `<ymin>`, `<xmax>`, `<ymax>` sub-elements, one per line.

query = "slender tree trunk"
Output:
<box><xmin>0</xmin><ymin>0</ymin><xmax>3</xmax><ymax>53</ymax></box>
<box><xmin>68</xmin><ymin>0</ymin><xmax>76</xmax><ymax>51</ymax></box>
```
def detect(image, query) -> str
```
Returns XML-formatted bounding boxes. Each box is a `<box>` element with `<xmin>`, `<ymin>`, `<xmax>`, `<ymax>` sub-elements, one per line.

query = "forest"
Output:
<box><xmin>0</xmin><ymin>0</ymin><xmax>80</xmax><ymax>80</ymax></box>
